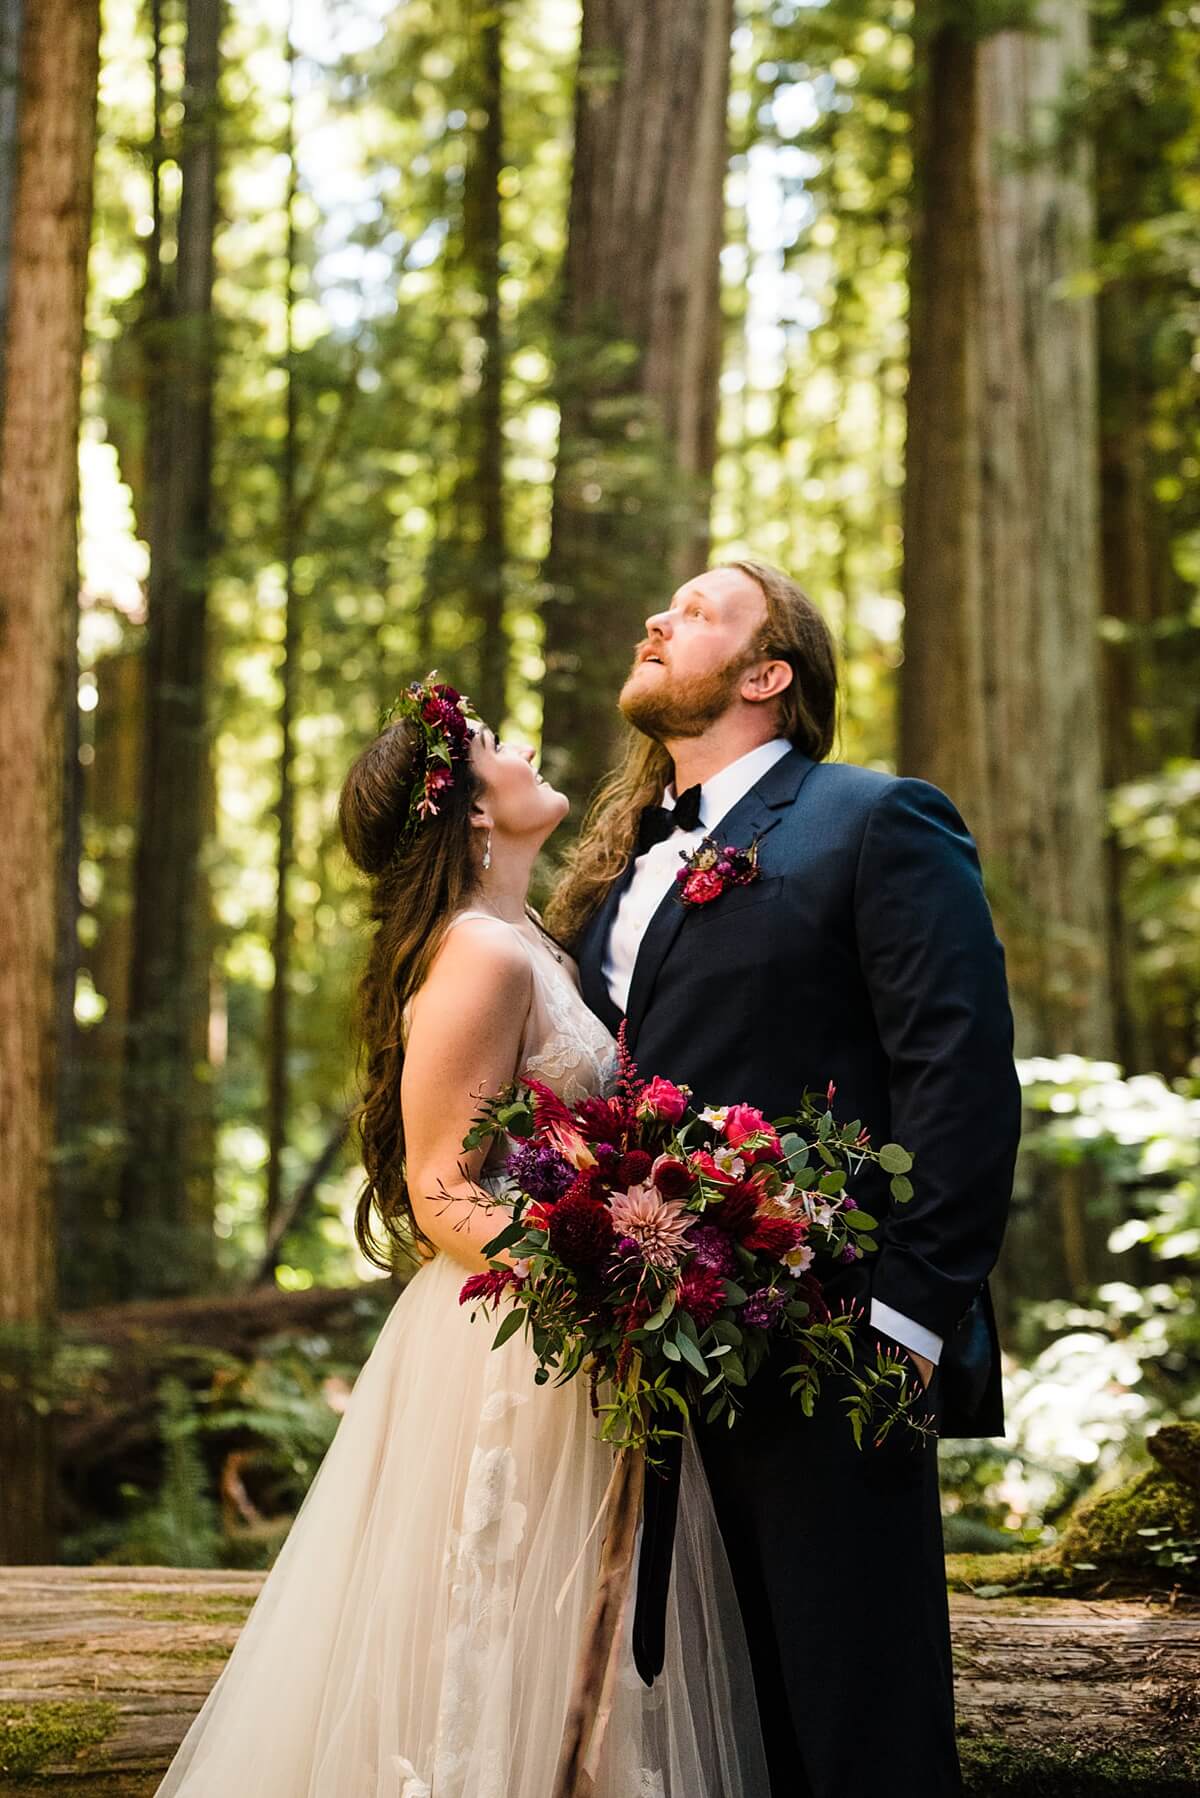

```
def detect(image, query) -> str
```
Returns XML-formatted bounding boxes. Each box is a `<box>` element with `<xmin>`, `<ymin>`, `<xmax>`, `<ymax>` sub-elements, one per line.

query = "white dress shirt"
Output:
<box><xmin>600</xmin><ymin>736</ymin><xmax>943</xmax><ymax>1369</ymax></box>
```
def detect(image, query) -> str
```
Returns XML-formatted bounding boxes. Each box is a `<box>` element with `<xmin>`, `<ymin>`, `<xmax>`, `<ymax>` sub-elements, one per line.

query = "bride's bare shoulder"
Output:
<box><xmin>412</xmin><ymin>914</ymin><xmax>533</xmax><ymax>1023</ymax></box>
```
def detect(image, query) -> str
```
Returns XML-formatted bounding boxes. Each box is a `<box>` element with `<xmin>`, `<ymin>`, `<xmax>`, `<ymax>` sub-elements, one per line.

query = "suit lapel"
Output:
<box><xmin>623</xmin><ymin>747</ymin><xmax>817</xmax><ymax>1041</ymax></box>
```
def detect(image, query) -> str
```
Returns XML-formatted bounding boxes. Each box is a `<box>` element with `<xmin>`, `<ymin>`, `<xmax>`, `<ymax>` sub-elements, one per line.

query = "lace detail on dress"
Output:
<box><xmin>521</xmin><ymin>950</ymin><xmax>619</xmax><ymax>1105</ymax></box>
<box><xmin>441</xmin><ymin>908</ymin><xmax>619</xmax><ymax>1108</ymax></box>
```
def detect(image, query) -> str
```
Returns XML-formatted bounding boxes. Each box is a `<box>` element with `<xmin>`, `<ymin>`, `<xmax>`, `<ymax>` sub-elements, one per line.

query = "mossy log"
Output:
<box><xmin>1</xmin><ymin>1567</ymin><xmax>1197</xmax><ymax>1794</ymax></box>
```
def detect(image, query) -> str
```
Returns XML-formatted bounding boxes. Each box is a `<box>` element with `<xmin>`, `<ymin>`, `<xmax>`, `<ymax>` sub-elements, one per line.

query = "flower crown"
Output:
<box><xmin>378</xmin><ymin>673</ymin><xmax>478</xmax><ymax>843</ymax></box>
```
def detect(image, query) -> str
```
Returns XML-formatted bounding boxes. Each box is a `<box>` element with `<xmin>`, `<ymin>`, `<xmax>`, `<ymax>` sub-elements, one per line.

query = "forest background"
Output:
<box><xmin>1</xmin><ymin>0</ymin><xmax>1198</xmax><ymax>1581</ymax></box>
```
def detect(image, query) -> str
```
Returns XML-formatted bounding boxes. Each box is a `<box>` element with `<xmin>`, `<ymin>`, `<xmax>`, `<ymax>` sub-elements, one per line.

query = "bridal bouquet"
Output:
<box><xmin>456</xmin><ymin>1030</ymin><xmax>933</xmax><ymax>1465</ymax></box>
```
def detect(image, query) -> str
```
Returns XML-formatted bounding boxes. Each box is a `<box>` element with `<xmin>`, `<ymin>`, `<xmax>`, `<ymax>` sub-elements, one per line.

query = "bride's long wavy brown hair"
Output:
<box><xmin>544</xmin><ymin>559</ymin><xmax>840</xmax><ymax>949</ymax></box>
<box><xmin>338</xmin><ymin>713</ymin><xmax>485</xmax><ymax>1273</ymax></box>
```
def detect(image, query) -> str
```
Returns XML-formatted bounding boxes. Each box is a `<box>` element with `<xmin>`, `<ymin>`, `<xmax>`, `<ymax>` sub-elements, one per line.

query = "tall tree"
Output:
<box><xmin>901</xmin><ymin>0</ymin><xmax>1112</xmax><ymax>1059</ymax></box>
<box><xmin>540</xmin><ymin>0</ymin><xmax>735</xmax><ymax>807</ymax></box>
<box><xmin>119</xmin><ymin>0</ymin><xmax>222</xmax><ymax>1296</ymax></box>
<box><xmin>265</xmin><ymin>13</ymin><xmax>300</xmax><ymax>1252</ymax></box>
<box><xmin>0</xmin><ymin>0</ymin><xmax>99</xmax><ymax>1560</ymax></box>
<box><xmin>459</xmin><ymin>0</ymin><xmax>508</xmax><ymax>726</ymax></box>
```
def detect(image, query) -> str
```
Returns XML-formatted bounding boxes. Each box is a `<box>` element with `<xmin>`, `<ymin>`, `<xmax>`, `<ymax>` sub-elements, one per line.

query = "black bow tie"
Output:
<box><xmin>636</xmin><ymin>783</ymin><xmax>703</xmax><ymax>855</ymax></box>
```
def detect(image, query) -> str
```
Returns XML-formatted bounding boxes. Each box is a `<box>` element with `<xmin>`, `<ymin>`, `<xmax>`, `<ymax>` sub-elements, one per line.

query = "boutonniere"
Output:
<box><xmin>674</xmin><ymin>835</ymin><xmax>761</xmax><ymax>907</ymax></box>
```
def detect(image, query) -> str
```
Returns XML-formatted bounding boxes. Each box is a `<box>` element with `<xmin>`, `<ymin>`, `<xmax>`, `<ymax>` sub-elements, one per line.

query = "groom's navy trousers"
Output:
<box><xmin>577</xmin><ymin>747</ymin><xmax>1022</xmax><ymax>1798</ymax></box>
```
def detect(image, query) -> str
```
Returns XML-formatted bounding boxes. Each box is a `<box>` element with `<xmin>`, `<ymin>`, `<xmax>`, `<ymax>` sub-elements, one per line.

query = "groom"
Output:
<box><xmin>559</xmin><ymin>558</ymin><xmax>1022</xmax><ymax>1797</ymax></box>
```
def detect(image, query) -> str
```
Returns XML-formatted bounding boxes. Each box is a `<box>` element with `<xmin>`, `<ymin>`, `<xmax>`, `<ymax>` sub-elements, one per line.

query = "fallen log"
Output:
<box><xmin>0</xmin><ymin>1567</ymin><xmax>1196</xmax><ymax>1794</ymax></box>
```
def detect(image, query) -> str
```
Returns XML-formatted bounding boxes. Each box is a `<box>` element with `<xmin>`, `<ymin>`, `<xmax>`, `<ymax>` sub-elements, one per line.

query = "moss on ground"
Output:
<box><xmin>0</xmin><ymin>1701</ymin><xmax>119</xmax><ymax>1780</ymax></box>
<box><xmin>1056</xmin><ymin>1464</ymin><xmax>1200</xmax><ymax>1576</ymax></box>
<box><xmin>961</xmin><ymin>1738</ymin><xmax>1200</xmax><ymax>1795</ymax></box>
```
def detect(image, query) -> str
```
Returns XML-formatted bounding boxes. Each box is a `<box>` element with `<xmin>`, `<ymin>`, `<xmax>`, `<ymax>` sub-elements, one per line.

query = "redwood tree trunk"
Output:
<box><xmin>540</xmin><ymin>0</ymin><xmax>734</xmax><ymax>807</ymax></box>
<box><xmin>0</xmin><ymin>0</ymin><xmax>99</xmax><ymax>1562</ymax></box>
<box><xmin>119</xmin><ymin>0</ymin><xmax>221</xmax><ymax>1297</ymax></box>
<box><xmin>901</xmin><ymin>0</ymin><xmax>1112</xmax><ymax>1060</ymax></box>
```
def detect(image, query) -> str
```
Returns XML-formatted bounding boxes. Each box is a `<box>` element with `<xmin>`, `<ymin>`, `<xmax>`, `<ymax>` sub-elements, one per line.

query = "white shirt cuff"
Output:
<box><xmin>869</xmin><ymin>1298</ymin><xmax>943</xmax><ymax>1365</ymax></box>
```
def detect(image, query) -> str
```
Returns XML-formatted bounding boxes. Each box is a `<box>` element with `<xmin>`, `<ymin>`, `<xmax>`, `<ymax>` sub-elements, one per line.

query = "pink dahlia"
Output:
<box><xmin>607</xmin><ymin>1184</ymin><xmax>694</xmax><ymax>1269</ymax></box>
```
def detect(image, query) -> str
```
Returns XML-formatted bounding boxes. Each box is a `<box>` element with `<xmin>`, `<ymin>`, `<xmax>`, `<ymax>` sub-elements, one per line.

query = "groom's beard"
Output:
<box><xmin>618</xmin><ymin>649</ymin><xmax>754</xmax><ymax>741</ymax></box>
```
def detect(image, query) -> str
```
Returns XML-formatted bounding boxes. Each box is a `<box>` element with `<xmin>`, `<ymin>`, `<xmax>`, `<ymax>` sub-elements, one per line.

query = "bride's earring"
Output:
<box><xmin>482</xmin><ymin>830</ymin><xmax>492</xmax><ymax>872</ymax></box>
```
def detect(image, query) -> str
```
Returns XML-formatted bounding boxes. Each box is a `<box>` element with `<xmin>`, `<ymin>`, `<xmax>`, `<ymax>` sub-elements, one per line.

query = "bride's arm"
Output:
<box><xmin>401</xmin><ymin>917</ymin><xmax>534</xmax><ymax>1272</ymax></box>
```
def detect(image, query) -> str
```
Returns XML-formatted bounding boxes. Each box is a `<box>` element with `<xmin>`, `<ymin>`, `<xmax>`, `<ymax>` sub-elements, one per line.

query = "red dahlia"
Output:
<box><xmin>708</xmin><ymin>1183</ymin><xmax>760</xmax><ymax>1238</ymax></box>
<box><xmin>548</xmin><ymin>1192</ymin><xmax>615</xmax><ymax>1270</ymax></box>
<box><xmin>678</xmin><ymin>1263</ymin><xmax>726</xmax><ymax>1330</ymax></box>
<box><xmin>743</xmin><ymin>1215</ymin><xmax>806</xmax><ymax>1258</ymax></box>
<box><xmin>576</xmin><ymin>1096</ymin><xmax>628</xmax><ymax>1144</ymax></box>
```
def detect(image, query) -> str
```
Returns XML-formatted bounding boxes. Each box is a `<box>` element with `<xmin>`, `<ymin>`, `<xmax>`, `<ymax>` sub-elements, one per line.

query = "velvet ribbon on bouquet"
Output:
<box><xmin>550</xmin><ymin>1443</ymin><xmax>645</xmax><ymax>1798</ymax></box>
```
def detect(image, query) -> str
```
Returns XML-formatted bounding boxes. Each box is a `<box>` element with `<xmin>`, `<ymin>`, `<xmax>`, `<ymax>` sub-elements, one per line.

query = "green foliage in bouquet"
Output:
<box><xmin>454</xmin><ymin>1035</ymin><xmax>934</xmax><ymax>1466</ymax></box>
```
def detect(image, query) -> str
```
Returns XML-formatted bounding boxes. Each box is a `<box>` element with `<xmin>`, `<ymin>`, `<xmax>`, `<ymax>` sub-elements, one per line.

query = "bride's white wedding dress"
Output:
<box><xmin>155</xmin><ymin>912</ymin><xmax>768</xmax><ymax>1797</ymax></box>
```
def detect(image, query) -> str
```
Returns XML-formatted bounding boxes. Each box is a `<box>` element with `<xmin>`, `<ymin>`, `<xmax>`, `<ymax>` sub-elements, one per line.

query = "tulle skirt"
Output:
<box><xmin>154</xmin><ymin>1245</ymin><xmax>769</xmax><ymax>1797</ymax></box>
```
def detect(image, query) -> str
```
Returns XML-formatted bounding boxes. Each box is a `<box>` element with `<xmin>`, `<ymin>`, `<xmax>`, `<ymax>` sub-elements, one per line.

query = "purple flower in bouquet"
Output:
<box><xmin>742</xmin><ymin>1288</ymin><xmax>786</xmax><ymax>1330</ymax></box>
<box><xmin>687</xmin><ymin>1222</ymin><xmax>736</xmax><ymax>1276</ymax></box>
<box><xmin>506</xmin><ymin>1139</ymin><xmax>574</xmax><ymax>1206</ymax></box>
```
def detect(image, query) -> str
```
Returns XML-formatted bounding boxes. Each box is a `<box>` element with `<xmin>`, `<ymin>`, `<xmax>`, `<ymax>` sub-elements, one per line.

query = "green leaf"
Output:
<box><xmin>879</xmin><ymin>1143</ymin><xmax>913</xmax><ymax>1174</ymax></box>
<box><xmin>661</xmin><ymin>1337</ymin><xmax>681</xmax><ymax>1362</ymax></box>
<box><xmin>491</xmin><ymin>1310</ymin><xmax>524</xmax><ymax>1351</ymax></box>
<box><xmin>644</xmin><ymin>1290</ymin><xmax>677</xmax><ymax>1332</ymax></box>
<box><xmin>675</xmin><ymin>1331</ymin><xmax>709</xmax><ymax>1377</ymax></box>
<box><xmin>481</xmin><ymin>1220</ymin><xmax>526</xmax><ymax>1256</ymax></box>
<box><xmin>818</xmin><ymin>1171</ymin><xmax>846</xmax><ymax>1197</ymax></box>
<box><xmin>845</xmin><ymin>1211</ymin><xmax>879</xmax><ymax>1232</ymax></box>
<box><xmin>890</xmin><ymin>1174</ymin><xmax>914</xmax><ymax>1203</ymax></box>
<box><xmin>723</xmin><ymin>1280</ymin><xmax>748</xmax><ymax>1305</ymax></box>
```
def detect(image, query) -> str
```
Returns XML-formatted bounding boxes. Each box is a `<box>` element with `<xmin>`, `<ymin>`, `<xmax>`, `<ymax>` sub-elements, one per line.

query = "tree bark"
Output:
<box><xmin>118</xmin><ymin>0</ymin><xmax>222</xmax><ymax>1297</ymax></box>
<box><xmin>265</xmin><ymin>14</ymin><xmax>299</xmax><ymax>1245</ymax></box>
<box><xmin>0</xmin><ymin>0</ymin><xmax>100</xmax><ymax>1562</ymax></box>
<box><xmin>540</xmin><ymin>0</ymin><xmax>734</xmax><ymax>808</ymax></box>
<box><xmin>902</xmin><ymin>0</ymin><xmax>1112</xmax><ymax>1059</ymax></box>
<box><xmin>460</xmin><ymin>0</ymin><xmax>508</xmax><ymax>727</ymax></box>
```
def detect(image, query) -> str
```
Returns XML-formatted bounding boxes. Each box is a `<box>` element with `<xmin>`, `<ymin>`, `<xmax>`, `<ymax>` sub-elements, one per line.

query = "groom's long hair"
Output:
<box><xmin>545</xmin><ymin>559</ymin><xmax>839</xmax><ymax>948</ymax></box>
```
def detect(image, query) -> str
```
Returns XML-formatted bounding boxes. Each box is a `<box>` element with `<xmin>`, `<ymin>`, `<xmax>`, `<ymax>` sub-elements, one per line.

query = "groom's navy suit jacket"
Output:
<box><xmin>576</xmin><ymin>745</ymin><xmax>1022</xmax><ymax>1437</ymax></box>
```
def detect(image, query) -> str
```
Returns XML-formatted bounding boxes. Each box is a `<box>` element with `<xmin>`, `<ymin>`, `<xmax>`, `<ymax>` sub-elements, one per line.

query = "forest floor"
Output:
<box><xmin>0</xmin><ymin>1565</ymin><xmax>1196</xmax><ymax>1794</ymax></box>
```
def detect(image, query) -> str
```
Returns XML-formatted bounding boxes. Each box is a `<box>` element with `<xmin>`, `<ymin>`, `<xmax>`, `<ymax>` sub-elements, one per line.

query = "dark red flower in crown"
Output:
<box><xmin>378</xmin><ymin>671</ymin><xmax>477</xmax><ymax>845</ymax></box>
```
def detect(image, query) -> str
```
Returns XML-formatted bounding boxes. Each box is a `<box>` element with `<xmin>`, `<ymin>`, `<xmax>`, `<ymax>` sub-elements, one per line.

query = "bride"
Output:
<box><xmin>154</xmin><ymin>678</ymin><xmax>768</xmax><ymax>1797</ymax></box>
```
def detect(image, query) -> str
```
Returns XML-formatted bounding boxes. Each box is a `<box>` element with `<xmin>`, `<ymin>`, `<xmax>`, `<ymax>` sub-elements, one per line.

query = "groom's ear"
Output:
<box><xmin>741</xmin><ymin>657</ymin><xmax>794</xmax><ymax>705</ymax></box>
